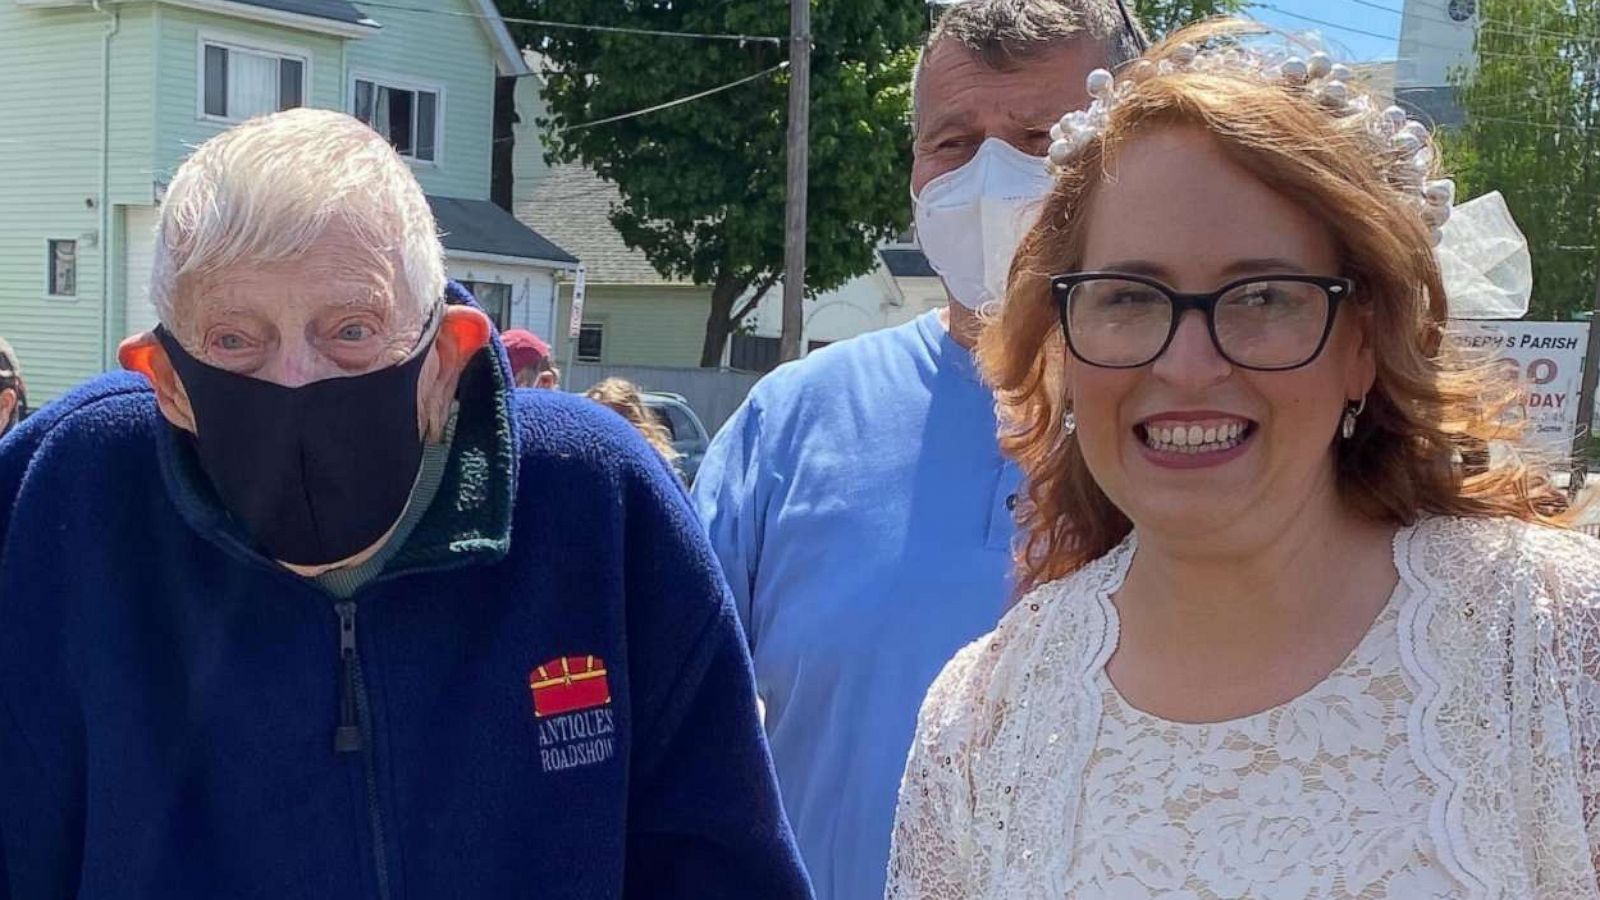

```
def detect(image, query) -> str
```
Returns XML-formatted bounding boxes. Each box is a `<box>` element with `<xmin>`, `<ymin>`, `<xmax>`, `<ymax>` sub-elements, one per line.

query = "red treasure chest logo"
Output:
<box><xmin>529</xmin><ymin>656</ymin><xmax>612</xmax><ymax>718</ymax></box>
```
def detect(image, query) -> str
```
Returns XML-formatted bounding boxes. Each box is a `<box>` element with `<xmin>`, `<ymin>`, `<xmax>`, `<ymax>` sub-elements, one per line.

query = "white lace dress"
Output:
<box><xmin>886</xmin><ymin>517</ymin><xmax>1600</xmax><ymax>899</ymax></box>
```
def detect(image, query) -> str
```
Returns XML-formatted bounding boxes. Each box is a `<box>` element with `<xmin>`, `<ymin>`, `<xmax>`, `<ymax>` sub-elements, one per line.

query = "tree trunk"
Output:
<box><xmin>700</xmin><ymin>273</ymin><xmax>750</xmax><ymax>368</ymax></box>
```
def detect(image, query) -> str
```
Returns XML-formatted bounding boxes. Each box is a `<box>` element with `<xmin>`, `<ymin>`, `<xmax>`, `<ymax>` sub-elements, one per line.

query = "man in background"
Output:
<box><xmin>691</xmin><ymin>2</ymin><xmax>1147</xmax><ymax>897</ymax></box>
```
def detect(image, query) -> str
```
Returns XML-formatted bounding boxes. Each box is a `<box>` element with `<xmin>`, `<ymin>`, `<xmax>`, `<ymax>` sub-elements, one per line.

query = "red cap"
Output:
<box><xmin>502</xmin><ymin>329</ymin><xmax>552</xmax><ymax>373</ymax></box>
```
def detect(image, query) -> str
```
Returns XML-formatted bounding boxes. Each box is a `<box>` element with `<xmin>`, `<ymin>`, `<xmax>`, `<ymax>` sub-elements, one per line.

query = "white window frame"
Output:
<box><xmin>195</xmin><ymin>30</ymin><xmax>313</xmax><ymax>125</ymax></box>
<box><xmin>44</xmin><ymin>238</ymin><xmax>78</xmax><ymax>300</ymax></box>
<box><xmin>349</xmin><ymin>69</ymin><xmax>446</xmax><ymax>167</ymax></box>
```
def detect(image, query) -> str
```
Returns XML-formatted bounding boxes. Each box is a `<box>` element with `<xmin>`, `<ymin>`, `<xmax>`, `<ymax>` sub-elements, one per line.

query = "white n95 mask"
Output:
<box><xmin>912</xmin><ymin>137</ymin><xmax>1054</xmax><ymax>311</ymax></box>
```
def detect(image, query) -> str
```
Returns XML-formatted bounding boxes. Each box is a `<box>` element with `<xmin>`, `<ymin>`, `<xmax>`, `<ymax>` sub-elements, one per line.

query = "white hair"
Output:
<box><xmin>150</xmin><ymin>108</ymin><xmax>445</xmax><ymax>330</ymax></box>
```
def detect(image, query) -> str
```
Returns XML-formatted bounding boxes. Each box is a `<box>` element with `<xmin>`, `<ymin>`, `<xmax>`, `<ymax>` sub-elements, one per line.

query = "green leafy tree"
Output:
<box><xmin>1134</xmin><ymin>0</ymin><xmax>1247</xmax><ymax>38</ymax></box>
<box><xmin>1442</xmin><ymin>0</ymin><xmax>1600</xmax><ymax>320</ymax></box>
<box><xmin>510</xmin><ymin>0</ymin><xmax>1248</xmax><ymax>367</ymax></box>
<box><xmin>510</xmin><ymin>2</ymin><xmax>921</xmax><ymax>366</ymax></box>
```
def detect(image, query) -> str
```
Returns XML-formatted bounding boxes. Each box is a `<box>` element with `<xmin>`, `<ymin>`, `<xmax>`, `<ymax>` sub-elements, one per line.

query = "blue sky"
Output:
<box><xmin>1245</xmin><ymin>0</ymin><xmax>1402</xmax><ymax>61</ymax></box>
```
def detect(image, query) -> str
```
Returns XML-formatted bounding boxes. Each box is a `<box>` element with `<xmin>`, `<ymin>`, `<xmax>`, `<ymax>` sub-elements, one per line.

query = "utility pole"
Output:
<box><xmin>780</xmin><ymin>0</ymin><xmax>811</xmax><ymax>362</ymax></box>
<box><xmin>1570</xmin><ymin>286</ymin><xmax>1600</xmax><ymax>500</ymax></box>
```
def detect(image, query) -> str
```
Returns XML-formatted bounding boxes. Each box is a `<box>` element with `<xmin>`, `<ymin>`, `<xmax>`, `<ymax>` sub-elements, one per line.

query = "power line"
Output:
<box><xmin>555</xmin><ymin>60</ymin><xmax>788</xmax><ymax>133</ymax></box>
<box><xmin>1250</xmin><ymin>3</ymin><xmax>1397</xmax><ymax>43</ymax></box>
<box><xmin>1256</xmin><ymin>2</ymin><xmax>1600</xmax><ymax>65</ymax></box>
<box><xmin>352</xmin><ymin>0</ymin><xmax>783</xmax><ymax>44</ymax></box>
<box><xmin>1344</xmin><ymin>0</ymin><xmax>1403</xmax><ymax>16</ymax></box>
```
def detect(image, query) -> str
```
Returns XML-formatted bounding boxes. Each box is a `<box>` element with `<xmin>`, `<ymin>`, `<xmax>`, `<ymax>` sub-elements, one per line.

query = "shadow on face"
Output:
<box><xmin>171</xmin><ymin>218</ymin><xmax>425</xmax><ymax>386</ymax></box>
<box><xmin>912</xmin><ymin>40</ymin><xmax>1104</xmax><ymax>194</ymax></box>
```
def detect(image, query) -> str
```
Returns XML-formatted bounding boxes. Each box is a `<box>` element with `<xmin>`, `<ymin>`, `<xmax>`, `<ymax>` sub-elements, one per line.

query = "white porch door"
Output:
<box><xmin>124</xmin><ymin>206</ymin><xmax>160</xmax><ymax>337</ymax></box>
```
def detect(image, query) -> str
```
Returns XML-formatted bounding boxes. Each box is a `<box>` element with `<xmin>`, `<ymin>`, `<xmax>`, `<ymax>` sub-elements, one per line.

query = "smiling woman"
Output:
<box><xmin>887</xmin><ymin>20</ymin><xmax>1600</xmax><ymax>900</ymax></box>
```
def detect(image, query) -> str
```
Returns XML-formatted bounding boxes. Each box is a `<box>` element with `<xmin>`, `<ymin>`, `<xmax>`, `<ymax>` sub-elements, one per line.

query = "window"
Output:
<box><xmin>576</xmin><ymin>323</ymin><xmax>604</xmax><ymax>362</ymax></box>
<box><xmin>202</xmin><ymin>41</ymin><xmax>305</xmax><ymax>121</ymax></box>
<box><xmin>651</xmin><ymin>406</ymin><xmax>677</xmax><ymax>440</ymax></box>
<box><xmin>46</xmin><ymin>240</ymin><xmax>76</xmax><ymax>298</ymax></box>
<box><xmin>353</xmin><ymin>77</ymin><xmax>440</xmax><ymax>162</ymax></box>
<box><xmin>659</xmin><ymin>404</ymin><xmax>698</xmax><ymax>443</ymax></box>
<box><xmin>463</xmin><ymin>281</ymin><xmax>512</xmax><ymax>329</ymax></box>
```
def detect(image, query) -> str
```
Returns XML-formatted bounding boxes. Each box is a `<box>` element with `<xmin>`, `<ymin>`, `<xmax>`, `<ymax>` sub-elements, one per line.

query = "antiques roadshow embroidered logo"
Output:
<box><xmin>530</xmin><ymin>656</ymin><xmax>616</xmax><ymax>773</ymax></box>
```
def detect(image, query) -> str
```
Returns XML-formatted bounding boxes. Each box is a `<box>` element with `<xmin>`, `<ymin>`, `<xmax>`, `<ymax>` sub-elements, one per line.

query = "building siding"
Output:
<box><xmin>152</xmin><ymin>5</ymin><xmax>345</xmax><ymax>184</ymax></box>
<box><xmin>2</xmin><ymin>0</ymin><xmax>508</xmax><ymax>401</ymax></box>
<box><xmin>108</xmin><ymin>4</ymin><xmax>158</xmax><ymax>206</ymax></box>
<box><xmin>343</xmin><ymin>0</ymin><xmax>497</xmax><ymax>200</ymax></box>
<box><xmin>0</xmin><ymin>3</ymin><xmax>124</xmax><ymax>399</ymax></box>
<box><xmin>552</xmin><ymin>284</ymin><xmax>712</xmax><ymax>368</ymax></box>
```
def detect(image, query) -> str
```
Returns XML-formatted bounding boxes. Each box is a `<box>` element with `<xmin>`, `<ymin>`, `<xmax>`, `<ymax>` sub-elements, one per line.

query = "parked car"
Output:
<box><xmin>643</xmin><ymin>391</ymin><xmax>711</xmax><ymax>485</ymax></box>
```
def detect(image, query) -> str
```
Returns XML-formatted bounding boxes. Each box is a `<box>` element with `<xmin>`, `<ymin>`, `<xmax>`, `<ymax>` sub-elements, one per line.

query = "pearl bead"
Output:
<box><xmin>1307</xmin><ymin>52</ymin><xmax>1333</xmax><ymax>79</ymax></box>
<box><xmin>1319</xmin><ymin>81</ymin><xmax>1350</xmax><ymax>108</ymax></box>
<box><xmin>1330</xmin><ymin>63</ymin><xmax>1354</xmax><ymax>82</ymax></box>
<box><xmin>1086</xmin><ymin>68</ymin><xmax>1115</xmax><ymax>100</ymax></box>
<box><xmin>1280</xmin><ymin>57</ymin><xmax>1308</xmax><ymax>83</ymax></box>
<box><xmin>1425</xmin><ymin>178</ymin><xmax>1456</xmax><ymax>206</ymax></box>
<box><xmin>1173</xmin><ymin>42</ymin><xmax>1198</xmax><ymax>65</ymax></box>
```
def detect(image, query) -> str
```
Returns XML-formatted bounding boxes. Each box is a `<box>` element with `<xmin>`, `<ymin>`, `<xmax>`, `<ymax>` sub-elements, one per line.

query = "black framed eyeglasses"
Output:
<box><xmin>1053</xmin><ymin>272</ymin><xmax>1354</xmax><ymax>371</ymax></box>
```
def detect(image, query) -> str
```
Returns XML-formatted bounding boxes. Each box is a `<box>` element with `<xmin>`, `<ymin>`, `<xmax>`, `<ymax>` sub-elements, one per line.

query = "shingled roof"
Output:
<box><xmin>234</xmin><ymin>0</ymin><xmax>376</xmax><ymax>26</ymax></box>
<box><xmin>428</xmin><ymin>196</ymin><xmax>577</xmax><ymax>266</ymax></box>
<box><xmin>515</xmin><ymin>164</ymin><xmax>679</xmax><ymax>285</ymax></box>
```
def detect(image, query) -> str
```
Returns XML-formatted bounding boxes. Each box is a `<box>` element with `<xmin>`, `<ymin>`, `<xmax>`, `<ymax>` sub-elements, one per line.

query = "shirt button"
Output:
<box><xmin>1006</xmin><ymin>493</ymin><xmax>1018</xmax><ymax>511</ymax></box>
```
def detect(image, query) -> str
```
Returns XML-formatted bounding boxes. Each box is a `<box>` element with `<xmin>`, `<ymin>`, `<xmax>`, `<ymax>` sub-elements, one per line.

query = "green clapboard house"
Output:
<box><xmin>1</xmin><ymin>0</ymin><xmax>578</xmax><ymax>402</ymax></box>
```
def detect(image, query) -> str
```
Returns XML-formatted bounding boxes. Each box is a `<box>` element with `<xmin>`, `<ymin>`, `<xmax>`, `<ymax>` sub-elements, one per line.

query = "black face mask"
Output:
<box><xmin>155</xmin><ymin>322</ymin><xmax>436</xmax><ymax>567</ymax></box>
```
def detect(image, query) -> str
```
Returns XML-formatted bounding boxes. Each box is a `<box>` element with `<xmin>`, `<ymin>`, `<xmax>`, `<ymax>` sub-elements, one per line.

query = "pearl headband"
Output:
<box><xmin>1046</xmin><ymin>43</ymin><xmax>1458</xmax><ymax>246</ymax></box>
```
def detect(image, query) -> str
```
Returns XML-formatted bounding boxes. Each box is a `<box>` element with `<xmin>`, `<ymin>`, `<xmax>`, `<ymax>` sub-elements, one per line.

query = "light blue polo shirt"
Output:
<box><xmin>692</xmin><ymin>310</ymin><xmax>1021</xmax><ymax>900</ymax></box>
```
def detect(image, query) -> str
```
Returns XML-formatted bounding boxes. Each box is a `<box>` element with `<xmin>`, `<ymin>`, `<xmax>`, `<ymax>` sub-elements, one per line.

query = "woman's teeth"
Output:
<box><xmin>1142</xmin><ymin>420</ymin><xmax>1249</xmax><ymax>454</ymax></box>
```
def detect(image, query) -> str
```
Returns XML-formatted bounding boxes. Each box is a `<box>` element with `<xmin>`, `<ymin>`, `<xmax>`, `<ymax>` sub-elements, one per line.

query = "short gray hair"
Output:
<box><xmin>912</xmin><ymin>0</ymin><xmax>1148</xmax><ymax>133</ymax></box>
<box><xmin>151</xmin><ymin>108</ymin><xmax>445</xmax><ymax>331</ymax></box>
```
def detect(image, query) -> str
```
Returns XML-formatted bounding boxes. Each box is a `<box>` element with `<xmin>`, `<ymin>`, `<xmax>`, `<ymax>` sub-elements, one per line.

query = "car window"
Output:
<box><xmin>664</xmin><ymin>405</ymin><xmax>698</xmax><ymax>442</ymax></box>
<box><xmin>650</xmin><ymin>405</ymin><xmax>678</xmax><ymax>440</ymax></box>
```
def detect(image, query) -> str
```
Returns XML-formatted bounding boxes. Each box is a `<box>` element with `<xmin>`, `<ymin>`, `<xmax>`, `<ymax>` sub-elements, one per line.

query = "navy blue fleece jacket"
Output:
<box><xmin>0</xmin><ymin>322</ymin><xmax>810</xmax><ymax>898</ymax></box>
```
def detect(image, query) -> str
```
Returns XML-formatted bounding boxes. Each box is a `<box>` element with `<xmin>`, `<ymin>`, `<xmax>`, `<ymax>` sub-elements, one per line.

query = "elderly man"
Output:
<box><xmin>0</xmin><ymin>109</ymin><xmax>809</xmax><ymax>899</ymax></box>
<box><xmin>691</xmin><ymin>2</ymin><xmax>1145</xmax><ymax>897</ymax></box>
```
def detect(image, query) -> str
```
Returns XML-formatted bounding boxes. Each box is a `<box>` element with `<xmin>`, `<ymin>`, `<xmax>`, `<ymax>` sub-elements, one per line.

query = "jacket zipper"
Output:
<box><xmin>335</xmin><ymin>601</ymin><xmax>393</xmax><ymax>900</ymax></box>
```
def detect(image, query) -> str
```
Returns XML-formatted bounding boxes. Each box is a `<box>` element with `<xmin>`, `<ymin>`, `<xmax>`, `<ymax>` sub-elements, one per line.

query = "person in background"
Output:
<box><xmin>0</xmin><ymin>108</ymin><xmax>809</xmax><ymax>899</ymax></box>
<box><xmin>690</xmin><ymin>1</ymin><xmax>1145</xmax><ymax>897</ymax></box>
<box><xmin>503</xmin><ymin>328</ymin><xmax>561</xmax><ymax>389</ymax></box>
<box><xmin>586</xmin><ymin>377</ymin><xmax>682</xmax><ymax>472</ymax></box>
<box><xmin>889</xmin><ymin>24</ymin><xmax>1600</xmax><ymax>897</ymax></box>
<box><xmin>0</xmin><ymin>337</ymin><xmax>26</xmax><ymax>440</ymax></box>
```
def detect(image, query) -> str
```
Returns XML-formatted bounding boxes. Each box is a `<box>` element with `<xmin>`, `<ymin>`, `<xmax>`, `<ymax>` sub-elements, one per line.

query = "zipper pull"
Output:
<box><xmin>335</xmin><ymin>602</ymin><xmax>364</xmax><ymax>754</ymax></box>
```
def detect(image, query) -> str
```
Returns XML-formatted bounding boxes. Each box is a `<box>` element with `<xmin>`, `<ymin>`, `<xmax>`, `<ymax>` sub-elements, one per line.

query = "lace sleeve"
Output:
<box><xmin>1538</xmin><ymin>528</ymin><xmax>1600</xmax><ymax>872</ymax></box>
<box><xmin>883</xmin><ymin>638</ymin><xmax>993</xmax><ymax>900</ymax></box>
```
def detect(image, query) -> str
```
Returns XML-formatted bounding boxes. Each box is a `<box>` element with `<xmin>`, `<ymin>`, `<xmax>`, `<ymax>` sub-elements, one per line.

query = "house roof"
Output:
<box><xmin>881</xmin><ymin>247</ymin><xmax>938</xmax><ymax>278</ymax></box>
<box><xmin>515</xmin><ymin>164</ymin><xmax>677</xmax><ymax>284</ymax></box>
<box><xmin>428</xmin><ymin>196</ymin><xmax>579</xmax><ymax>266</ymax></box>
<box><xmin>234</xmin><ymin>0</ymin><xmax>375</xmax><ymax>26</ymax></box>
<box><xmin>467</xmin><ymin>0</ymin><xmax>530</xmax><ymax>76</ymax></box>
